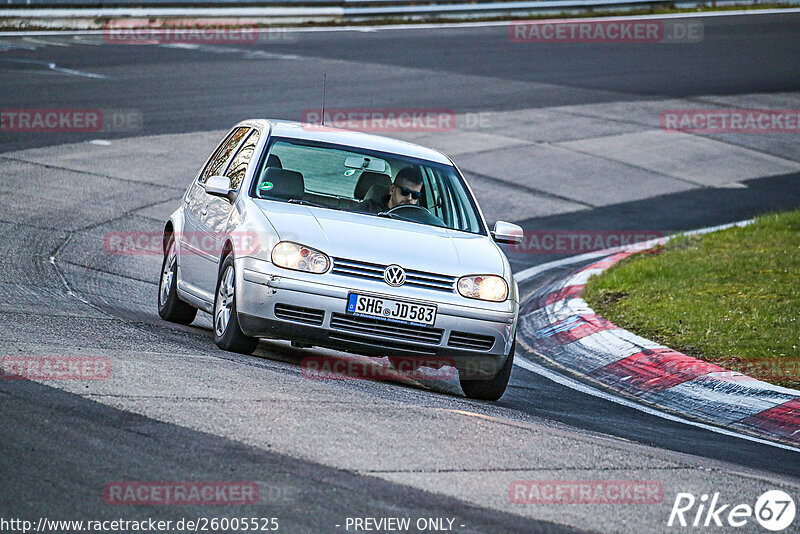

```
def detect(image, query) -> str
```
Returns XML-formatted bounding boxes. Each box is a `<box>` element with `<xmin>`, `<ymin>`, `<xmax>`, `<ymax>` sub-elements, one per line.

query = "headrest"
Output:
<box><xmin>364</xmin><ymin>183</ymin><xmax>390</xmax><ymax>203</ymax></box>
<box><xmin>354</xmin><ymin>171</ymin><xmax>392</xmax><ymax>200</ymax></box>
<box><xmin>266</xmin><ymin>154</ymin><xmax>283</xmax><ymax>169</ymax></box>
<box><xmin>257</xmin><ymin>167</ymin><xmax>304</xmax><ymax>200</ymax></box>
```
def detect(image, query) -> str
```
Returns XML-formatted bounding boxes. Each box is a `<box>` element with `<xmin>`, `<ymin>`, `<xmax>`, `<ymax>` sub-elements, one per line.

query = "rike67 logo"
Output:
<box><xmin>668</xmin><ymin>490</ymin><xmax>795</xmax><ymax>531</ymax></box>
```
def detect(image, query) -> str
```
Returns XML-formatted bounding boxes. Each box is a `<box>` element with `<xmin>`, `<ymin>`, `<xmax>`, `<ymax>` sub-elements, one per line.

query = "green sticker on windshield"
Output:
<box><xmin>344</xmin><ymin>169</ymin><xmax>356</xmax><ymax>177</ymax></box>
<box><xmin>260</xmin><ymin>182</ymin><xmax>274</xmax><ymax>191</ymax></box>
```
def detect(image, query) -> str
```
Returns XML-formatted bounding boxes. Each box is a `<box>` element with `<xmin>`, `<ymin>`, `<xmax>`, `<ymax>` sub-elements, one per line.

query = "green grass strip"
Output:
<box><xmin>584</xmin><ymin>208</ymin><xmax>800</xmax><ymax>389</ymax></box>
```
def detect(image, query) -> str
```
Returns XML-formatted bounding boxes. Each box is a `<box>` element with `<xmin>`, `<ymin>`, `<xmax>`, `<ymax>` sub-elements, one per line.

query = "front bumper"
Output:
<box><xmin>235</xmin><ymin>257</ymin><xmax>517</xmax><ymax>378</ymax></box>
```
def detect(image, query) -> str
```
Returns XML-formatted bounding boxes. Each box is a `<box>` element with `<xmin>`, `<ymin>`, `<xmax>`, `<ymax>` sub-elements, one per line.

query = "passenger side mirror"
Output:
<box><xmin>492</xmin><ymin>221</ymin><xmax>524</xmax><ymax>245</ymax></box>
<box><xmin>203</xmin><ymin>175</ymin><xmax>234</xmax><ymax>202</ymax></box>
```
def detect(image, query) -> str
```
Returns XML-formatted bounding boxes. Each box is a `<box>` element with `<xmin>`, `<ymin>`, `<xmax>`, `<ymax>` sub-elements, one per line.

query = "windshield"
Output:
<box><xmin>250</xmin><ymin>137</ymin><xmax>486</xmax><ymax>235</ymax></box>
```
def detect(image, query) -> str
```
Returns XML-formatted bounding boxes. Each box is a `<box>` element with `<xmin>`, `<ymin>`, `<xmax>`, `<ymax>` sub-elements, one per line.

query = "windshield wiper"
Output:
<box><xmin>377</xmin><ymin>211</ymin><xmax>416</xmax><ymax>223</ymax></box>
<box><xmin>288</xmin><ymin>198</ymin><xmax>327</xmax><ymax>208</ymax></box>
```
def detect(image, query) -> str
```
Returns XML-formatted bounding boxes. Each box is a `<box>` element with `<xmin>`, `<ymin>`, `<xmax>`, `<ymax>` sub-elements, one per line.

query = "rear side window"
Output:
<box><xmin>225</xmin><ymin>129</ymin><xmax>261</xmax><ymax>190</ymax></box>
<box><xmin>199</xmin><ymin>127</ymin><xmax>249</xmax><ymax>183</ymax></box>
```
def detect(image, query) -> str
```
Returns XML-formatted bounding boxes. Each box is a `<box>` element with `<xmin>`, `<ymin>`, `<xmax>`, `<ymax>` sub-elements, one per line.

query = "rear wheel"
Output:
<box><xmin>157</xmin><ymin>234</ymin><xmax>197</xmax><ymax>325</ymax></box>
<box><xmin>213</xmin><ymin>255</ymin><xmax>258</xmax><ymax>355</ymax></box>
<box><xmin>459</xmin><ymin>340</ymin><xmax>515</xmax><ymax>401</ymax></box>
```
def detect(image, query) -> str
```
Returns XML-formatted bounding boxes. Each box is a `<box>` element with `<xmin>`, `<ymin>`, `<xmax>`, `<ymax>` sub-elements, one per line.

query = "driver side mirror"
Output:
<box><xmin>492</xmin><ymin>221</ymin><xmax>524</xmax><ymax>245</ymax></box>
<box><xmin>203</xmin><ymin>175</ymin><xmax>234</xmax><ymax>202</ymax></box>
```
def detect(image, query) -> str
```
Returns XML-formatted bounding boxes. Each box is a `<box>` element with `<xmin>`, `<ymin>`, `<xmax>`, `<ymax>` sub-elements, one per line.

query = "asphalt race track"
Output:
<box><xmin>1</xmin><ymin>11</ymin><xmax>800</xmax><ymax>533</ymax></box>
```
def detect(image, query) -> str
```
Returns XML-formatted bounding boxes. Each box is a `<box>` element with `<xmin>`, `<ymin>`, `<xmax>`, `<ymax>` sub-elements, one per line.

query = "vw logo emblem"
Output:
<box><xmin>384</xmin><ymin>265</ymin><xmax>406</xmax><ymax>287</ymax></box>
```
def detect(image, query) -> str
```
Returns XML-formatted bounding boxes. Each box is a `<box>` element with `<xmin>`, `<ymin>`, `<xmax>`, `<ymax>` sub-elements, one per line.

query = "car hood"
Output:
<box><xmin>254</xmin><ymin>200</ymin><xmax>505</xmax><ymax>277</ymax></box>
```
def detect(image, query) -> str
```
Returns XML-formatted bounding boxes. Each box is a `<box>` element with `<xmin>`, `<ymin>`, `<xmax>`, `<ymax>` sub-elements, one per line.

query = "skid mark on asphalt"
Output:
<box><xmin>1</xmin><ymin>36</ymin><xmax>89</xmax><ymax>51</ymax></box>
<box><xmin>0</xmin><ymin>58</ymin><xmax>105</xmax><ymax>78</ymax></box>
<box><xmin>21</xmin><ymin>36</ymin><xmax>72</xmax><ymax>47</ymax></box>
<box><xmin>0</xmin><ymin>40</ymin><xmax>37</xmax><ymax>51</ymax></box>
<box><xmin>159</xmin><ymin>42</ymin><xmax>305</xmax><ymax>60</ymax></box>
<box><xmin>72</xmin><ymin>35</ymin><xmax>107</xmax><ymax>46</ymax></box>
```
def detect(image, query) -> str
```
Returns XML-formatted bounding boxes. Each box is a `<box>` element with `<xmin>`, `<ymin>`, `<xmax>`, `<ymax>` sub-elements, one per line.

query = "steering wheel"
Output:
<box><xmin>385</xmin><ymin>204</ymin><xmax>447</xmax><ymax>227</ymax></box>
<box><xmin>387</xmin><ymin>204</ymin><xmax>431</xmax><ymax>215</ymax></box>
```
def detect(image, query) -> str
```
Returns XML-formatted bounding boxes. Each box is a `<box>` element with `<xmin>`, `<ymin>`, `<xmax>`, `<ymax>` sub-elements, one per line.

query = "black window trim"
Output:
<box><xmin>198</xmin><ymin>126</ymin><xmax>251</xmax><ymax>185</ymax></box>
<box><xmin>222</xmin><ymin>127</ymin><xmax>262</xmax><ymax>193</ymax></box>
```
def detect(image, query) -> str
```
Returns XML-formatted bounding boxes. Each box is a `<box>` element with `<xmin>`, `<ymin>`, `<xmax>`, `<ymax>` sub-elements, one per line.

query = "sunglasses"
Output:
<box><xmin>396</xmin><ymin>186</ymin><xmax>423</xmax><ymax>200</ymax></box>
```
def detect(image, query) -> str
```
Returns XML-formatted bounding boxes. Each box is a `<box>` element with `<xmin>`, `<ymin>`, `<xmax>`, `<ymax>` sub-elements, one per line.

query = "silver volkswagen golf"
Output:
<box><xmin>158</xmin><ymin>119</ymin><xmax>523</xmax><ymax>400</ymax></box>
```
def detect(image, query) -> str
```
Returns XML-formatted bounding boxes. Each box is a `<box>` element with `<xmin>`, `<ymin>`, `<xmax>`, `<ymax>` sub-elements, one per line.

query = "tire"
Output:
<box><xmin>459</xmin><ymin>340</ymin><xmax>515</xmax><ymax>401</ymax></box>
<box><xmin>158</xmin><ymin>234</ymin><xmax>198</xmax><ymax>325</ymax></box>
<box><xmin>213</xmin><ymin>254</ymin><xmax>258</xmax><ymax>355</ymax></box>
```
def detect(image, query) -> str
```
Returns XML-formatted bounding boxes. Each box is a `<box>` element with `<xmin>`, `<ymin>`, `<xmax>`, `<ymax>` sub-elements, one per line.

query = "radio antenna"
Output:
<box><xmin>321</xmin><ymin>73</ymin><xmax>327</xmax><ymax>126</ymax></box>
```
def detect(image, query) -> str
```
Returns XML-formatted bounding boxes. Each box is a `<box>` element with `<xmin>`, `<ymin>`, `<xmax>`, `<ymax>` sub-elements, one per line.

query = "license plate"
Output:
<box><xmin>346</xmin><ymin>294</ymin><xmax>437</xmax><ymax>326</ymax></box>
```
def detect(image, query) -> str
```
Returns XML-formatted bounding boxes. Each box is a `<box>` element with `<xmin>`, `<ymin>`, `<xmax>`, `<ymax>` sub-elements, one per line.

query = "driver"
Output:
<box><xmin>356</xmin><ymin>167</ymin><xmax>423</xmax><ymax>214</ymax></box>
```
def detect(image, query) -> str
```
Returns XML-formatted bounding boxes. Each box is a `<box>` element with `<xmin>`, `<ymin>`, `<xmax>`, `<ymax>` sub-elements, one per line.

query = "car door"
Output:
<box><xmin>179</xmin><ymin>126</ymin><xmax>249</xmax><ymax>302</ymax></box>
<box><xmin>194</xmin><ymin>127</ymin><xmax>262</xmax><ymax>297</ymax></box>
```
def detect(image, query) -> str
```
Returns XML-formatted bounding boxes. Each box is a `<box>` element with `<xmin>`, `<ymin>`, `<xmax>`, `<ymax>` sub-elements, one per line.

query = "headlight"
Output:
<box><xmin>457</xmin><ymin>275</ymin><xmax>508</xmax><ymax>302</ymax></box>
<box><xmin>271</xmin><ymin>242</ymin><xmax>330</xmax><ymax>274</ymax></box>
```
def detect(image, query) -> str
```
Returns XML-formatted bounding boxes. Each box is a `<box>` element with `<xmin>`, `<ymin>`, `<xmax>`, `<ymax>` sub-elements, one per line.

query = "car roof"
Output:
<box><xmin>240</xmin><ymin>119</ymin><xmax>453</xmax><ymax>166</ymax></box>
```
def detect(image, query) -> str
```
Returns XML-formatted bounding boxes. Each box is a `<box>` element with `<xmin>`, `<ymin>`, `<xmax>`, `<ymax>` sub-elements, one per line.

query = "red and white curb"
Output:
<box><xmin>514</xmin><ymin>221</ymin><xmax>800</xmax><ymax>448</ymax></box>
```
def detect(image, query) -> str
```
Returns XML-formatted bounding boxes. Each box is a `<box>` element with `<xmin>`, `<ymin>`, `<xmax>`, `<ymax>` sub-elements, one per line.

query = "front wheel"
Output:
<box><xmin>158</xmin><ymin>234</ymin><xmax>197</xmax><ymax>325</ymax></box>
<box><xmin>213</xmin><ymin>255</ymin><xmax>258</xmax><ymax>355</ymax></box>
<box><xmin>459</xmin><ymin>340</ymin><xmax>515</xmax><ymax>401</ymax></box>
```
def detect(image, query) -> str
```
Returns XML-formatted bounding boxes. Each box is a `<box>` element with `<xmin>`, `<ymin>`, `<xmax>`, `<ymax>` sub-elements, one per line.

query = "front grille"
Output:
<box><xmin>331</xmin><ymin>257</ymin><xmax>455</xmax><ymax>292</ymax></box>
<box><xmin>274</xmin><ymin>304</ymin><xmax>325</xmax><ymax>326</ymax></box>
<box><xmin>448</xmin><ymin>331</ymin><xmax>495</xmax><ymax>351</ymax></box>
<box><xmin>330</xmin><ymin>313</ymin><xmax>443</xmax><ymax>345</ymax></box>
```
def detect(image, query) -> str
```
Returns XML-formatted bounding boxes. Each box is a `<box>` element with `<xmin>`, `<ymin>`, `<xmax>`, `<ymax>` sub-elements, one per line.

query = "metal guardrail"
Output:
<box><xmin>1</xmin><ymin>0</ymin><xmax>796</xmax><ymax>19</ymax></box>
<box><xmin>347</xmin><ymin>0</ymin><xmax>670</xmax><ymax>15</ymax></box>
<box><xmin>0</xmin><ymin>0</ymin><xmax>774</xmax><ymax>7</ymax></box>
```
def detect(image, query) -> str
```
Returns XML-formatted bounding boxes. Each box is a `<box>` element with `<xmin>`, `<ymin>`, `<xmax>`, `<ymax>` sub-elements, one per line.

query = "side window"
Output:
<box><xmin>199</xmin><ymin>127</ymin><xmax>249</xmax><ymax>184</ymax></box>
<box><xmin>225</xmin><ymin>129</ymin><xmax>261</xmax><ymax>190</ymax></box>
